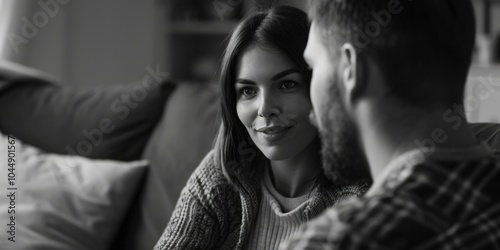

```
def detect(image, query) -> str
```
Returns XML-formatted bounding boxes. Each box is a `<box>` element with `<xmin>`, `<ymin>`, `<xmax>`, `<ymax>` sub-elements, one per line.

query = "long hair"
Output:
<box><xmin>213</xmin><ymin>6</ymin><xmax>312</xmax><ymax>191</ymax></box>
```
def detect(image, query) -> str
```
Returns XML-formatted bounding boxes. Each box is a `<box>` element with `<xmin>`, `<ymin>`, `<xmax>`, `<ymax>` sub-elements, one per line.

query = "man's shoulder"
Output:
<box><xmin>284</xmin><ymin>154</ymin><xmax>500</xmax><ymax>250</ymax></box>
<box><xmin>343</xmin><ymin>155</ymin><xmax>500</xmax><ymax>248</ymax></box>
<box><xmin>341</xmin><ymin>194</ymin><xmax>439</xmax><ymax>247</ymax></box>
<box><xmin>400</xmin><ymin>154</ymin><xmax>500</xmax><ymax>213</ymax></box>
<box><xmin>284</xmin><ymin>194</ymin><xmax>442</xmax><ymax>249</ymax></box>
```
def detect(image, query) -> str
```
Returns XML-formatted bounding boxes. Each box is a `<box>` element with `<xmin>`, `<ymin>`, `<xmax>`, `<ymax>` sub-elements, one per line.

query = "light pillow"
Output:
<box><xmin>0</xmin><ymin>133</ymin><xmax>148</xmax><ymax>250</ymax></box>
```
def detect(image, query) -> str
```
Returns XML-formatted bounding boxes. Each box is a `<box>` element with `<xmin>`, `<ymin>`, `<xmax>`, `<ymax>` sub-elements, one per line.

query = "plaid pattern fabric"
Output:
<box><xmin>283</xmin><ymin>144</ymin><xmax>500</xmax><ymax>250</ymax></box>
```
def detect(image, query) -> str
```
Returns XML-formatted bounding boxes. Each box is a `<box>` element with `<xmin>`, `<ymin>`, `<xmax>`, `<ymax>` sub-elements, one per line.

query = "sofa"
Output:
<box><xmin>0</xmin><ymin>61</ymin><xmax>499</xmax><ymax>250</ymax></box>
<box><xmin>0</xmin><ymin>61</ymin><xmax>220</xmax><ymax>250</ymax></box>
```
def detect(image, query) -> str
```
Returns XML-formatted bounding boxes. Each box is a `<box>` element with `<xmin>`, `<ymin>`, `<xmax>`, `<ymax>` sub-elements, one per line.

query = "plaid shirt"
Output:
<box><xmin>283</xmin><ymin>144</ymin><xmax>500</xmax><ymax>250</ymax></box>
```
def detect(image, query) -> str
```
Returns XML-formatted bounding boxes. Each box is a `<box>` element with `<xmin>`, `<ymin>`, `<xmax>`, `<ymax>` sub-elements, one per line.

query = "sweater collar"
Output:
<box><xmin>303</xmin><ymin>177</ymin><xmax>372</xmax><ymax>221</ymax></box>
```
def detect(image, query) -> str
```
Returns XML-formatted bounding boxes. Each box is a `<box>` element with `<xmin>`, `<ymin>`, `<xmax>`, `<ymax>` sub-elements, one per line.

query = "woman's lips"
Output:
<box><xmin>255</xmin><ymin>126</ymin><xmax>292</xmax><ymax>142</ymax></box>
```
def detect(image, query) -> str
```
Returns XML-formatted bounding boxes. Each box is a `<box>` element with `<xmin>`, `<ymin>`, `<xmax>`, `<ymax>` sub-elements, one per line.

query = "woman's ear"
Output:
<box><xmin>339</xmin><ymin>43</ymin><xmax>364</xmax><ymax>110</ymax></box>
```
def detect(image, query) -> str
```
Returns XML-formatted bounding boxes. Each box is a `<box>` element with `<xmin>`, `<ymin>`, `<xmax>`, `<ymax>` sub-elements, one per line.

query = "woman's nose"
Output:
<box><xmin>257</xmin><ymin>91</ymin><xmax>281</xmax><ymax>118</ymax></box>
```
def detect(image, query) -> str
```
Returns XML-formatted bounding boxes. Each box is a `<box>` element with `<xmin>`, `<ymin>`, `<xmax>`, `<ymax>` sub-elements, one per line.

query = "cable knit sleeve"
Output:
<box><xmin>154</xmin><ymin>152</ymin><xmax>223</xmax><ymax>250</ymax></box>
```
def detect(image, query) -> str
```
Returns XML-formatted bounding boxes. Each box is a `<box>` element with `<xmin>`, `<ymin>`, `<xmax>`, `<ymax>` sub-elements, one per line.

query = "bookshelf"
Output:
<box><xmin>164</xmin><ymin>0</ymin><xmax>305</xmax><ymax>81</ymax></box>
<box><xmin>164</xmin><ymin>0</ymin><xmax>250</xmax><ymax>81</ymax></box>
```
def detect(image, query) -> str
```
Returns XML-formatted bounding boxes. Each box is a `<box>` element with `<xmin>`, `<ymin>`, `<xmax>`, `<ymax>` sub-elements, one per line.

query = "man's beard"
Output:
<box><xmin>311</xmin><ymin>70</ymin><xmax>372</xmax><ymax>186</ymax></box>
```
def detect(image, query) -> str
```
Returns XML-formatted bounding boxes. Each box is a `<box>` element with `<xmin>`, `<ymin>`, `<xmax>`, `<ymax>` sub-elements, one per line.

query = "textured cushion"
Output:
<box><xmin>112</xmin><ymin>83</ymin><xmax>221</xmax><ymax>250</ymax></box>
<box><xmin>0</xmin><ymin>76</ymin><xmax>175</xmax><ymax>161</ymax></box>
<box><xmin>0</xmin><ymin>132</ymin><xmax>148</xmax><ymax>250</ymax></box>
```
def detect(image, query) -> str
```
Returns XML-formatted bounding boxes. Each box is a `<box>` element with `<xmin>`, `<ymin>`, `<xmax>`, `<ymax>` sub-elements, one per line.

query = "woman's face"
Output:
<box><xmin>235</xmin><ymin>45</ymin><xmax>317</xmax><ymax>161</ymax></box>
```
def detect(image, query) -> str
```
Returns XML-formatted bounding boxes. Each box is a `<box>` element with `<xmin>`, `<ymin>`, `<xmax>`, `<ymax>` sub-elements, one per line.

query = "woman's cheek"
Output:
<box><xmin>236</xmin><ymin>101</ymin><xmax>253</xmax><ymax>128</ymax></box>
<box><xmin>289</xmin><ymin>93</ymin><xmax>313</xmax><ymax>117</ymax></box>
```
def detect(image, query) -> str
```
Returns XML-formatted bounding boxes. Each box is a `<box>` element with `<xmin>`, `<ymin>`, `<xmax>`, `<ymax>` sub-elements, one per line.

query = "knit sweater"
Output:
<box><xmin>244</xmin><ymin>167</ymin><xmax>316</xmax><ymax>249</ymax></box>
<box><xmin>154</xmin><ymin>151</ymin><xmax>371</xmax><ymax>250</ymax></box>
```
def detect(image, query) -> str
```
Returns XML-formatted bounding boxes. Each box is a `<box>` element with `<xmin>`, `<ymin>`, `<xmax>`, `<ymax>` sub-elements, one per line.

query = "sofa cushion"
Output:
<box><xmin>0</xmin><ymin>132</ymin><xmax>148</xmax><ymax>250</ymax></box>
<box><xmin>0</xmin><ymin>60</ymin><xmax>60</xmax><ymax>90</ymax></box>
<box><xmin>0</xmin><ymin>76</ymin><xmax>175</xmax><ymax>161</ymax></box>
<box><xmin>112</xmin><ymin>83</ymin><xmax>221</xmax><ymax>250</ymax></box>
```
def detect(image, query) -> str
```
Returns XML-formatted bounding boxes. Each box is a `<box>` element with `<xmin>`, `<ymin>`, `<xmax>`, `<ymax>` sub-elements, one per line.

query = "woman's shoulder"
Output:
<box><xmin>306</xmin><ymin>178</ymin><xmax>372</xmax><ymax>219</ymax></box>
<box><xmin>190</xmin><ymin>150</ymin><xmax>229</xmax><ymax>184</ymax></box>
<box><xmin>185</xmin><ymin>150</ymin><xmax>239</xmax><ymax>203</ymax></box>
<box><xmin>318</xmin><ymin>178</ymin><xmax>372</xmax><ymax>205</ymax></box>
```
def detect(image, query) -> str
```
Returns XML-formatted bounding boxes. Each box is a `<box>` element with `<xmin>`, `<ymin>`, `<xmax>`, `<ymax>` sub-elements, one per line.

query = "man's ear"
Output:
<box><xmin>339</xmin><ymin>43</ymin><xmax>364</xmax><ymax>109</ymax></box>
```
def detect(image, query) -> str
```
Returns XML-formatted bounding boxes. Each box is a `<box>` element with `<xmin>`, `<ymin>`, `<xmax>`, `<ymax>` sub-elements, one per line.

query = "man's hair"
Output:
<box><xmin>308</xmin><ymin>0</ymin><xmax>476</xmax><ymax>107</ymax></box>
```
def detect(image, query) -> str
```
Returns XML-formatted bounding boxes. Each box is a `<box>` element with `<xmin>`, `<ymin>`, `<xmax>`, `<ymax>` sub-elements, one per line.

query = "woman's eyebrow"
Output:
<box><xmin>271</xmin><ymin>69</ymin><xmax>299</xmax><ymax>81</ymax></box>
<box><xmin>235</xmin><ymin>79</ymin><xmax>255</xmax><ymax>85</ymax></box>
<box><xmin>235</xmin><ymin>69</ymin><xmax>300</xmax><ymax>85</ymax></box>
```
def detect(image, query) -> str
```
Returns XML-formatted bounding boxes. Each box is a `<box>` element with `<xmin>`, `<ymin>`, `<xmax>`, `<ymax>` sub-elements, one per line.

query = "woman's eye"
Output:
<box><xmin>239</xmin><ymin>87</ymin><xmax>256</xmax><ymax>97</ymax></box>
<box><xmin>280</xmin><ymin>81</ymin><xmax>297</xmax><ymax>90</ymax></box>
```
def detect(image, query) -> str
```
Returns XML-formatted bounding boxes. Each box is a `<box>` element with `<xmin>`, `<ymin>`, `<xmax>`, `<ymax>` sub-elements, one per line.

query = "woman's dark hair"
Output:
<box><xmin>213</xmin><ymin>6</ymin><xmax>312</xmax><ymax>190</ymax></box>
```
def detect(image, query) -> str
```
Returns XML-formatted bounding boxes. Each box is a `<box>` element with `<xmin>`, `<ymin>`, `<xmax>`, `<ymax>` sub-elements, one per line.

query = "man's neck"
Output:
<box><xmin>359</xmin><ymin>104</ymin><xmax>479</xmax><ymax>184</ymax></box>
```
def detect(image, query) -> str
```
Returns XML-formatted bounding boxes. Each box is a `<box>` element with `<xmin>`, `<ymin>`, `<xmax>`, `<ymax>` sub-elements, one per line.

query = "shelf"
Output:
<box><xmin>169</xmin><ymin>21</ymin><xmax>237</xmax><ymax>35</ymax></box>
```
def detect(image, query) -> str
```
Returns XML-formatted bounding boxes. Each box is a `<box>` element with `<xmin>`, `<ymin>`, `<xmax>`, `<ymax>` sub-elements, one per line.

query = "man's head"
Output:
<box><xmin>304</xmin><ymin>0</ymin><xmax>476</xmax><ymax>183</ymax></box>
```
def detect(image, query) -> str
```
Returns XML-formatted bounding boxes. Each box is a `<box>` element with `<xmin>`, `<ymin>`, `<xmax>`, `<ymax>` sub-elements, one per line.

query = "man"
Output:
<box><xmin>283</xmin><ymin>0</ymin><xmax>500</xmax><ymax>249</ymax></box>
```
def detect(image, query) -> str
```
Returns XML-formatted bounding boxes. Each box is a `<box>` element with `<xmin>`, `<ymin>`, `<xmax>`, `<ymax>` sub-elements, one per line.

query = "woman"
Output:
<box><xmin>155</xmin><ymin>6</ymin><xmax>370</xmax><ymax>250</ymax></box>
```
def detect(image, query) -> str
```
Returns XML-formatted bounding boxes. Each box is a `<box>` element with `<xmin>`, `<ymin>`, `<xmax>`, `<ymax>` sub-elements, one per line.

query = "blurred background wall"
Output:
<box><xmin>0</xmin><ymin>0</ymin><xmax>306</xmax><ymax>87</ymax></box>
<box><xmin>0</xmin><ymin>0</ymin><xmax>167</xmax><ymax>87</ymax></box>
<box><xmin>0</xmin><ymin>0</ymin><xmax>499</xmax><ymax>122</ymax></box>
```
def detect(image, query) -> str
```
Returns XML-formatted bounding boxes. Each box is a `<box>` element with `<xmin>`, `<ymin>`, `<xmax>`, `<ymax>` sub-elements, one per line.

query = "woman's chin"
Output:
<box><xmin>259</xmin><ymin>147</ymin><xmax>294</xmax><ymax>161</ymax></box>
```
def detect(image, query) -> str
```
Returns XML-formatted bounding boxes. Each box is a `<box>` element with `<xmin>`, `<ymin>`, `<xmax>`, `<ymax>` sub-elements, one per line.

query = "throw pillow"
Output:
<box><xmin>0</xmin><ymin>132</ymin><xmax>148</xmax><ymax>250</ymax></box>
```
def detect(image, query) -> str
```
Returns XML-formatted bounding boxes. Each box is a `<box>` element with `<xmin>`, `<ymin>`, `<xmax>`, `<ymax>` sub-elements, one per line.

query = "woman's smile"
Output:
<box><xmin>254</xmin><ymin>125</ymin><xmax>293</xmax><ymax>143</ymax></box>
<box><xmin>235</xmin><ymin>45</ymin><xmax>318</xmax><ymax>161</ymax></box>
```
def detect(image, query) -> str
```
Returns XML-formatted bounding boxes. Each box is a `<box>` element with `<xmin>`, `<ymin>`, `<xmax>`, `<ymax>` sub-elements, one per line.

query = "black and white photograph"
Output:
<box><xmin>1</xmin><ymin>0</ymin><xmax>500</xmax><ymax>249</ymax></box>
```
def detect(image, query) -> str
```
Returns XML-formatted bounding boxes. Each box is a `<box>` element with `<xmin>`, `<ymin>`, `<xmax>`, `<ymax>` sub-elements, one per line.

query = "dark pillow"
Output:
<box><xmin>0</xmin><ymin>76</ymin><xmax>175</xmax><ymax>161</ymax></box>
<box><xmin>111</xmin><ymin>83</ymin><xmax>221</xmax><ymax>250</ymax></box>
